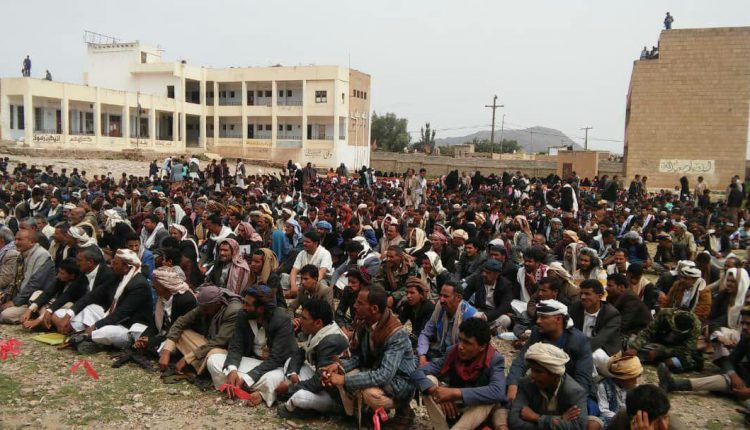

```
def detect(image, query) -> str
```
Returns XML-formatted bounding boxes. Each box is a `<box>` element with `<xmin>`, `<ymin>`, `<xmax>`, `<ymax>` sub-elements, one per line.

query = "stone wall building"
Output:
<box><xmin>624</xmin><ymin>27</ymin><xmax>750</xmax><ymax>190</ymax></box>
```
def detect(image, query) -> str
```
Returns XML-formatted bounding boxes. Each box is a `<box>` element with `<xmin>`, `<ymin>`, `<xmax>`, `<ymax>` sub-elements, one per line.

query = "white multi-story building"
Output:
<box><xmin>0</xmin><ymin>35</ymin><xmax>372</xmax><ymax>169</ymax></box>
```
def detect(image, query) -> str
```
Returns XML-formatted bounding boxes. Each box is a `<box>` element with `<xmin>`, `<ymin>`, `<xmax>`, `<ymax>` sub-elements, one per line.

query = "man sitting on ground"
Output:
<box><xmin>207</xmin><ymin>285</ymin><xmax>298</xmax><ymax>407</ymax></box>
<box><xmin>160</xmin><ymin>285</ymin><xmax>243</xmax><ymax>377</ymax></box>
<box><xmin>399</xmin><ymin>277</ymin><xmax>436</xmax><ymax>348</ymax></box>
<box><xmin>411</xmin><ymin>318</ymin><xmax>508</xmax><ymax>430</ymax></box>
<box><xmin>276</xmin><ymin>299</ymin><xmax>349</xmax><ymax>418</ymax></box>
<box><xmin>418</xmin><ymin>281</ymin><xmax>477</xmax><ymax>365</ymax></box>
<box><xmin>320</xmin><ymin>286</ymin><xmax>417</xmax><ymax>429</ymax></box>
<box><xmin>508</xmin><ymin>342</ymin><xmax>588</xmax><ymax>430</ymax></box>
<box><xmin>605</xmin><ymin>273</ymin><xmax>652</xmax><ymax>338</ymax></box>
<box><xmin>464</xmin><ymin>259</ymin><xmax>515</xmax><ymax>332</ymax></box>
<box><xmin>569</xmin><ymin>279</ymin><xmax>622</xmax><ymax>357</ymax></box>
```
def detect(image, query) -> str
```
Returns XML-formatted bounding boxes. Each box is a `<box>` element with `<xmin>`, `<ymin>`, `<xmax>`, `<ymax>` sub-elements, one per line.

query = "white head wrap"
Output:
<box><xmin>525</xmin><ymin>343</ymin><xmax>570</xmax><ymax>375</ymax></box>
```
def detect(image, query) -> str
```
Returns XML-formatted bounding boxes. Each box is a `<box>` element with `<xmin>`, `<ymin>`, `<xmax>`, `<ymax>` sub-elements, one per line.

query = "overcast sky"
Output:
<box><xmin>2</xmin><ymin>1</ymin><xmax>748</xmax><ymax>153</ymax></box>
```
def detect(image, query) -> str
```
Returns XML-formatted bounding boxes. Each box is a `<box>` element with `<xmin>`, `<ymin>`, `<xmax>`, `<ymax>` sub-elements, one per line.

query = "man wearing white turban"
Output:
<box><xmin>67</xmin><ymin>249</ymin><xmax>152</xmax><ymax>349</ymax></box>
<box><xmin>507</xmin><ymin>300</ymin><xmax>594</xmax><ymax>410</ymax></box>
<box><xmin>509</xmin><ymin>342</ymin><xmax>589</xmax><ymax>429</ymax></box>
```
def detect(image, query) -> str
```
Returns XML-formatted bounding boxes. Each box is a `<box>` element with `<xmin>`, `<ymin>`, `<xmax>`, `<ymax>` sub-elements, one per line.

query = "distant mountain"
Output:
<box><xmin>434</xmin><ymin>126</ymin><xmax>582</xmax><ymax>153</ymax></box>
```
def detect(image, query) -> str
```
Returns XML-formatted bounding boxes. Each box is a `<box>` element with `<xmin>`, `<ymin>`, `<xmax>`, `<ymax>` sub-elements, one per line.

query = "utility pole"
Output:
<box><xmin>580</xmin><ymin>126</ymin><xmax>593</xmax><ymax>150</ymax></box>
<box><xmin>485</xmin><ymin>95</ymin><xmax>503</xmax><ymax>154</ymax></box>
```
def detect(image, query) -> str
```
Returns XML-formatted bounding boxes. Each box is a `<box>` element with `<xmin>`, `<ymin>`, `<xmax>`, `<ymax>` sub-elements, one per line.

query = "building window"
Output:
<box><xmin>364</xmin><ymin>92</ymin><xmax>367</xmax><ymax>100</ymax></box>
<box><xmin>167</xmin><ymin>86</ymin><xmax>175</xmax><ymax>99</ymax></box>
<box><xmin>17</xmin><ymin>106</ymin><xmax>24</xmax><ymax>130</ymax></box>
<box><xmin>230</xmin><ymin>91</ymin><xmax>235</xmax><ymax>98</ymax></box>
<box><xmin>265</xmin><ymin>90</ymin><xmax>272</xmax><ymax>97</ymax></box>
<box><xmin>141</xmin><ymin>52</ymin><xmax>148</xmax><ymax>64</ymax></box>
<box><xmin>265</xmin><ymin>124</ymin><xmax>272</xmax><ymax>131</ymax></box>
<box><xmin>287</xmin><ymin>90</ymin><xmax>292</xmax><ymax>97</ymax></box>
<box><xmin>9</xmin><ymin>105</ymin><xmax>14</xmax><ymax>130</ymax></box>
<box><xmin>286</xmin><ymin>124</ymin><xmax>292</xmax><ymax>131</ymax></box>
<box><xmin>279</xmin><ymin>90</ymin><xmax>284</xmax><ymax>98</ymax></box>
<box><xmin>315</xmin><ymin>90</ymin><xmax>327</xmax><ymax>103</ymax></box>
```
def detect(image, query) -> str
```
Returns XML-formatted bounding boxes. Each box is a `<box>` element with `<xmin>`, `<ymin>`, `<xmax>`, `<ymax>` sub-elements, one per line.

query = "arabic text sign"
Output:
<box><xmin>658</xmin><ymin>159</ymin><xmax>714</xmax><ymax>174</ymax></box>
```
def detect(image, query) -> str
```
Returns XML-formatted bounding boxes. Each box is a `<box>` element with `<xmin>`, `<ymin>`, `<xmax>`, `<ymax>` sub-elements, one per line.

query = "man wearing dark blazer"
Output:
<box><xmin>569</xmin><ymin>279</ymin><xmax>622</xmax><ymax>356</ymax></box>
<box><xmin>277</xmin><ymin>299</ymin><xmax>349</xmax><ymax>418</ymax></box>
<box><xmin>206</xmin><ymin>284</ymin><xmax>298</xmax><ymax>407</ymax></box>
<box><xmin>605</xmin><ymin>273</ymin><xmax>652</xmax><ymax>337</ymax></box>
<box><xmin>48</xmin><ymin>248</ymin><xmax>118</xmax><ymax>334</ymax></box>
<box><xmin>464</xmin><ymin>259</ymin><xmax>516</xmax><ymax>331</ymax></box>
<box><xmin>87</xmin><ymin>249</ymin><xmax>152</xmax><ymax>348</ymax></box>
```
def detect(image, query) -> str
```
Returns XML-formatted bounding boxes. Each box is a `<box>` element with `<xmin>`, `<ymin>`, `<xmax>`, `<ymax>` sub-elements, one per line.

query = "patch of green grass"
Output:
<box><xmin>0</xmin><ymin>373</ymin><xmax>20</xmax><ymax>403</ymax></box>
<box><xmin>206</xmin><ymin>406</ymin><xmax>218</xmax><ymax>416</ymax></box>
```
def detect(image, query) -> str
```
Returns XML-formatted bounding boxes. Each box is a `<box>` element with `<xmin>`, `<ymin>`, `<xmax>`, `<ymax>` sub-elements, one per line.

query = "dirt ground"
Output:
<box><xmin>0</xmin><ymin>154</ymin><xmax>745</xmax><ymax>429</ymax></box>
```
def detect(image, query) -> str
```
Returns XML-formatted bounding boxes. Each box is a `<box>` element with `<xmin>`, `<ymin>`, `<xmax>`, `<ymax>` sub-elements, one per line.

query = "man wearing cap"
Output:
<box><xmin>373</xmin><ymin>245</ymin><xmax>418</xmax><ymax>309</ymax></box>
<box><xmin>652</xmin><ymin>233</ymin><xmax>677</xmax><ymax>274</ymax></box>
<box><xmin>664</xmin><ymin>263</ymin><xmax>712</xmax><ymax>323</ymax></box>
<box><xmin>418</xmin><ymin>280</ymin><xmax>476</xmax><ymax>364</ymax></box>
<box><xmin>160</xmin><ymin>284</ymin><xmax>243</xmax><ymax>376</ymax></box>
<box><xmin>507</xmin><ymin>300</ymin><xmax>594</xmax><ymax>405</ymax></box>
<box><xmin>399</xmin><ymin>277</ymin><xmax>435</xmax><ymax>347</ymax></box>
<box><xmin>207</xmin><ymin>285</ymin><xmax>298</xmax><ymax>406</ymax></box>
<box><xmin>411</xmin><ymin>318</ymin><xmax>508</xmax><ymax>430</ymax></box>
<box><xmin>464</xmin><ymin>259</ymin><xmax>515</xmax><ymax>332</ymax></box>
<box><xmin>669</xmin><ymin>222</ymin><xmax>696</xmax><ymax>261</ymax></box>
<box><xmin>592</xmin><ymin>354</ymin><xmax>642</xmax><ymax>429</ymax></box>
<box><xmin>451</xmin><ymin>229</ymin><xmax>469</xmax><ymax>258</ymax></box>
<box><xmin>508</xmin><ymin>342</ymin><xmax>588</xmax><ymax>430</ymax></box>
<box><xmin>626</xmin><ymin>307</ymin><xmax>702</xmax><ymax>372</ymax></box>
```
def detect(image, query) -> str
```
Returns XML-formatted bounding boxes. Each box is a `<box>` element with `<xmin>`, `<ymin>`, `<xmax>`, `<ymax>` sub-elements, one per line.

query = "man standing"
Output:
<box><xmin>23</xmin><ymin>55</ymin><xmax>31</xmax><ymax>77</ymax></box>
<box><xmin>320</xmin><ymin>286</ymin><xmax>417</xmax><ymax>429</ymax></box>
<box><xmin>664</xmin><ymin>12</ymin><xmax>674</xmax><ymax>30</ymax></box>
<box><xmin>411</xmin><ymin>318</ymin><xmax>508</xmax><ymax>430</ymax></box>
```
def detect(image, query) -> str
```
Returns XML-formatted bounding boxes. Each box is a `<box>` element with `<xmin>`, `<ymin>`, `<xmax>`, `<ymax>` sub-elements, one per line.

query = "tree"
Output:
<box><xmin>371</xmin><ymin>112</ymin><xmax>410</xmax><ymax>152</ymax></box>
<box><xmin>468</xmin><ymin>138</ymin><xmax>521</xmax><ymax>154</ymax></box>
<box><xmin>418</xmin><ymin>122</ymin><xmax>437</xmax><ymax>154</ymax></box>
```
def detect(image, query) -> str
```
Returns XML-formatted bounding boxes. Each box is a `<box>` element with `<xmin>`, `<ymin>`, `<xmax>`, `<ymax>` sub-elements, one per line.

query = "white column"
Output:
<box><xmin>23</xmin><ymin>92</ymin><xmax>33</xmax><ymax>145</ymax></box>
<box><xmin>241</xmin><ymin>81</ymin><xmax>248</xmax><ymax>144</ymax></box>
<box><xmin>61</xmin><ymin>85</ymin><xmax>69</xmax><ymax>144</ymax></box>
<box><xmin>148</xmin><ymin>97</ymin><xmax>156</xmax><ymax>147</ymax></box>
<box><xmin>179</xmin><ymin>76</ymin><xmax>186</xmax><ymax>148</ymax></box>
<box><xmin>199</xmin><ymin>77</ymin><xmax>207</xmax><ymax>148</ymax></box>
<box><xmin>271</xmin><ymin>80</ymin><xmax>278</xmax><ymax>146</ymax></box>
<box><xmin>213</xmin><ymin>81</ymin><xmax>219</xmax><ymax>142</ymax></box>
<box><xmin>123</xmin><ymin>98</ymin><xmax>130</xmax><ymax>142</ymax></box>
<box><xmin>0</xmin><ymin>95</ymin><xmax>10</xmax><ymax>141</ymax></box>
<box><xmin>172</xmin><ymin>100</ymin><xmax>179</xmax><ymax>143</ymax></box>
<box><xmin>301</xmin><ymin>80</ymin><xmax>307</xmax><ymax>146</ymax></box>
<box><xmin>94</xmin><ymin>88</ymin><xmax>101</xmax><ymax>148</ymax></box>
<box><xmin>333</xmin><ymin>79</ymin><xmax>340</xmax><ymax>142</ymax></box>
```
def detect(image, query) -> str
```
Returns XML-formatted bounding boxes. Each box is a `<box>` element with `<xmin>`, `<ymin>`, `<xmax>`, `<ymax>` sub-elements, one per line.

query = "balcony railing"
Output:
<box><xmin>248</xmin><ymin>100</ymin><xmax>272</xmax><ymax>107</ymax></box>
<box><xmin>277</xmin><ymin>100</ymin><xmax>302</xmax><ymax>106</ymax></box>
<box><xmin>34</xmin><ymin>128</ymin><xmax>62</xmax><ymax>134</ymax></box>
<box><xmin>309</xmin><ymin>135</ymin><xmax>334</xmax><ymax>141</ymax></box>
<box><xmin>218</xmin><ymin>99</ymin><xmax>242</xmax><ymax>106</ymax></box>
<box><xmin>219</xmin><ymin>131</ymin><xmax>242</xmax><ymax>138</ymax></box>
<box><xmin>278</xmin><ymin>134</ymin><xmax>302</xmax><ymax>140</ymax></box>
